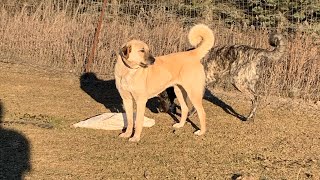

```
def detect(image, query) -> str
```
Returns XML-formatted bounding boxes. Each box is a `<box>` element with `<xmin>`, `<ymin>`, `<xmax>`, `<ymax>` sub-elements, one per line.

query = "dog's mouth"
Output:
<box><xmin>139</xmin><ymin>62</ymin><xmax>148</xmax><ymax>68</ymax></box>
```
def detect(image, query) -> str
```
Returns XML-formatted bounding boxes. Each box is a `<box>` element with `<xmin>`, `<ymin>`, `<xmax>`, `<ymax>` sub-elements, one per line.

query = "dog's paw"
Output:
<box><xmin>194</xmin><ymin>130</ymin><xmax>205</xmax><ymax>136</ymax></box>
<box><xmin>173</xmin><ymin>122</ymin><xmax>185</xmax><ymax>128</ymax></box>
<box><xmin>129</xmin><ymin>136</ymin><xmax>140</xmax><ymax>142</ymax></box>
<box><xmin>243</xmin><ymin>116</ymin><xmax>254</xmax><ymax>123</ymax></box>
<box><xmin>119</xmin><ymin>132</ymin><xmax>132</xmax><ymax>138</ymax></box>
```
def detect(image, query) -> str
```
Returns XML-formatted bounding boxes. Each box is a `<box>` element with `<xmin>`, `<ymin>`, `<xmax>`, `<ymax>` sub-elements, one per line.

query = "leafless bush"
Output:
<box><xmin>0</xmin><ymin>1</ymin><xmax>319</xmax><ymax>101</ymax></box>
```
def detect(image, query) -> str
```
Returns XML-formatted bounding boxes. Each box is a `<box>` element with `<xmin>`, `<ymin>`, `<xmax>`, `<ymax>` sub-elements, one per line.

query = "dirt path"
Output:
<box><xmin>0</xmin><ymin>61</ymin><xmax>319</xmax><ymax>179</ymax></box>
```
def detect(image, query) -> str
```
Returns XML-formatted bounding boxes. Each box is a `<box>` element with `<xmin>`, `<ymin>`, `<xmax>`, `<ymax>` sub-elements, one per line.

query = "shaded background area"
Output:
<box><xmin>80</xmin><ymin>72</ymin><xmax>124</xmax><ymax>113</ymax></box>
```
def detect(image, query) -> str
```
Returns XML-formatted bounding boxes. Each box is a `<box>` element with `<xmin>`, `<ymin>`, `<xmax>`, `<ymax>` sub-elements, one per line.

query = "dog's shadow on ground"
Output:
<box><xmin>163</xmin><ymin>88</ymin><xmax>247</xmax><ymax>133</ymax></box>
<box><xmin>203</xmin><ymin>89</ymin><xmax>247</xmax><ymax>121</ymax></box>
<box><xmin>164</xmin><ymin>86</ymin><xmax>247</xmax><ymax>122</ymax></box>
<box><xmin>79</xmin><ymin>72</ymin><xmax>160</xmax><ymax>113</ymax></box>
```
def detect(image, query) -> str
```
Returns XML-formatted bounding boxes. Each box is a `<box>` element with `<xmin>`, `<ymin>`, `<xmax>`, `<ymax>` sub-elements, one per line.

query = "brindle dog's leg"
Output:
<box><xmin>159</xmin><ymin>87</ymin><xmax>196</xmax><ymax>117</ymax></box>
<box><xmin>158</xmin><ymin>87</ymin><xmax>176</xmax><ymax>113</ymax></box>
<box><xmin>186</xmin><ymin>97</ymin><xmax>197</xmax><ymax>117</ymax></box>
<box><xmin>246</xmin><ymin>93</ymin><xmax>259</xmax><ymax>121</ymax></box>
<box><xmin>237</xmin><ymin>84</ymin><xmax>258</xmax><ymax>121</ymax></box>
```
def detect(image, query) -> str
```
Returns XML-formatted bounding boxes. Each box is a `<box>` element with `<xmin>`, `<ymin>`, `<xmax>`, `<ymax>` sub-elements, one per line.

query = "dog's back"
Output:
<box><xmin>153</xmin><ymin>24</ymin><xmax>215</xmax><ymax>85</ymax></box>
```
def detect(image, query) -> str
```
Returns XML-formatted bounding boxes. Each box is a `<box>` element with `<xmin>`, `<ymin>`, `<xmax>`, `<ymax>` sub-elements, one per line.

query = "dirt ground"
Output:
<box><xmin>0</xmin><ymin>60</ymin><xmax>320</xmax><ymax>180</ymax></box>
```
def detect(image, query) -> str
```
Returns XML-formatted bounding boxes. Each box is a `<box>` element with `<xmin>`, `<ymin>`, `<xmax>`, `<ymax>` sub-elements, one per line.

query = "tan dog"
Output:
<box><xmin>114</xmin><ymin>24</ymin><xmax>214</xmax><ymax>142</ymax></box>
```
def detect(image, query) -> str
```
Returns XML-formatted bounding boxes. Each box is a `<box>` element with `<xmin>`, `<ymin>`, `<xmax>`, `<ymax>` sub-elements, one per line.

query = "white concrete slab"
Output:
<box><xmin>73</xmin><ymin>113</ymin><xmax>155</xmax><ymax>130</ymax></box>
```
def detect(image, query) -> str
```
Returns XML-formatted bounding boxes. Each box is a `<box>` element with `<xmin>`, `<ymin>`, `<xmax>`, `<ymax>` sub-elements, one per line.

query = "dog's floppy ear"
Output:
<box><xmin>120</xmin><ymin>44</ymin><xmax>132</xmax><ymax>59</ymax></box>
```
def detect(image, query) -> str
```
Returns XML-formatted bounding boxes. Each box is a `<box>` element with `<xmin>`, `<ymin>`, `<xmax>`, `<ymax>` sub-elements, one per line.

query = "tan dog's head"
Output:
<box><xmin>119</xmin><ymin>40</ymin><xmax>155</xmax><ymax>69</ymax></box>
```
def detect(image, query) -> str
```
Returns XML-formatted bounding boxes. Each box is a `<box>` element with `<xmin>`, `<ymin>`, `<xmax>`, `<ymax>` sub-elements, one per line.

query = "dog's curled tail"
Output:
<box><xmin>267</xmin><ymin>33</ymin><xmax>286</xmax><ymax>60</ymax></box>
<box><xmin>188</xmin><ymin>24</ymin><xmax>215</xmax><ymax>59</ymax></box>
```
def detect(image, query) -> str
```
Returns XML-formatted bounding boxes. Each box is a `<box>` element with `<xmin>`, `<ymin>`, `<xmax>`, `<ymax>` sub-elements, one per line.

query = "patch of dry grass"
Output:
<box><xmin>0</xmin><ymin>1</ymin><xmax>319</xmax><ymax>101</ymax></box>
<box><xmin>0</xmin><ymin>61</ymin><xmax>319</xmax><ymax>179</ymax></box>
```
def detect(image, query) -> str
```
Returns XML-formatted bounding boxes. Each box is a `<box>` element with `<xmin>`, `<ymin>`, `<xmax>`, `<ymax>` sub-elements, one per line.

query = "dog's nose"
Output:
<box><xmin>148</xmin><ymin>55</ymin><xmax>155</xmax><ymax>65</ymax></box>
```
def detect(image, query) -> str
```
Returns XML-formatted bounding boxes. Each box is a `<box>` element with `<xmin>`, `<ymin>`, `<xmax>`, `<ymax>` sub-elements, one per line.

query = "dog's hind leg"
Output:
<box><xmin>232</xmin><ymin>75</ymin><xmax>259</xmax><ymax>121</ymax></box>
<box><xmin>246</xmin><ymin>92</ymin><xmax>258</xmax><ymax>121</ymax></box>
<box><xmin>184</xmin><ymin>85</ymin><xmax>206</xmax><ymax>136</ymax></box>
<box><xmin>238</xmin><ymin>84</ymin><xmax>258</xmax><ymax>121</ymax></box>
<box><xmin>172</xmin><ymin>85</ymin><xmax>188</xmax><ymax>128</ymax></box>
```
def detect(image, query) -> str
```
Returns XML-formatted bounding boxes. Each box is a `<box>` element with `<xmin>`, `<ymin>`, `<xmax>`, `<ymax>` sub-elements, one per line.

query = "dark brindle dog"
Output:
<box><xmin>158</xmin><ymin>33</ymin><xmax>286</xmax><ymax>121</ymax></box>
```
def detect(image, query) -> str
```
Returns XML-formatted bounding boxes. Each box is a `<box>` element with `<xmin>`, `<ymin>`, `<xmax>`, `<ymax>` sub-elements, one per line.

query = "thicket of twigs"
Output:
<box><xmin>0</xmin><ymin>1</ymin><xmax>319</xmax><ymax>101</ymax></box>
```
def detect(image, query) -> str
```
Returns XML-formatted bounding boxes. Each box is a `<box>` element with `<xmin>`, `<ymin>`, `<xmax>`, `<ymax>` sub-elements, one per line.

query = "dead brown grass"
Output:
<box><xmin>0</xmin><ymin>1</ymin><xmax>319</xmax><ymax>101</ymax></box>
<box><xmin>0</xmin><ymin>61</ymin><xmax>319</xmax><ymax>179</ymax></box>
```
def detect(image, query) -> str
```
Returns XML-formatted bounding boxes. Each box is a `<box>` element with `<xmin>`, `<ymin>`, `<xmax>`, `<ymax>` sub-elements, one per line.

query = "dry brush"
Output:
<box><xmin>0</xmin><ymin>2</ymin><xmax>319</xmax><ymax>101</ymax></box>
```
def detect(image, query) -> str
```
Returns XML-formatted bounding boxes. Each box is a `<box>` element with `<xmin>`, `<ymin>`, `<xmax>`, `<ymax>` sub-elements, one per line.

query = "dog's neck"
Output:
<box><xmin>120</xmin><ymin>56</ymin><xmax>140</xmax><ymax>70</ymax></box>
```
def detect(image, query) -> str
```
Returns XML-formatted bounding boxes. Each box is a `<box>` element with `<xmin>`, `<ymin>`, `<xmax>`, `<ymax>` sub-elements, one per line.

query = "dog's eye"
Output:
<box><xmin>139</xmin><ymin>49</ymin><xmax>145</xmax><ymax>53</ymax></box>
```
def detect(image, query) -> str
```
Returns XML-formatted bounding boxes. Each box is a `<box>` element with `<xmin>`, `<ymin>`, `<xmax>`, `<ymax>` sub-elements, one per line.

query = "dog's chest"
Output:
<box><xmin>119</xmin><ymin>75</ymin><xmax>134</xmax><ymax>91</ymax></box>
<box><xmin>119</xmin><ymin>71</ymin><xmax>145</xmax><ymax>92</ymax></box>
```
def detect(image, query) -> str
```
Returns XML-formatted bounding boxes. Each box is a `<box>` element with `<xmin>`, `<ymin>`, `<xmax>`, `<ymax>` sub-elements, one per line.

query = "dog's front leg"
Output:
<box><xmin>129</xmin><ymin>99</ymin><xmax>147</xmax><ymax>142</ymax></box>
<box><xmin>119</xmin><ymin>98</ymin><xmax>134</xmax><ymax>138</ymax></box>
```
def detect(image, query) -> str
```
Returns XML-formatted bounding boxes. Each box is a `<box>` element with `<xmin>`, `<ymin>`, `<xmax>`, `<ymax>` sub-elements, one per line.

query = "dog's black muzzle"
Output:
<box><xmin>140</xmin><ymin>55</ymin><xmax>155</xmax><ymax>68</ymax></box>
<box><xmin>147</xmin><ymin>55</ymin><xmax>155</xmax><ymax>65</ymax></box>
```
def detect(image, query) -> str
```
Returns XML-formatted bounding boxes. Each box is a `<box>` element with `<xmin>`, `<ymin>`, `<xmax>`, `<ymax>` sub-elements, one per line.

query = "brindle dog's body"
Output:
<box><xmin>159</xmin><ymin>33</ymin><xmax>286</xmax><ymax>121</ymax></box>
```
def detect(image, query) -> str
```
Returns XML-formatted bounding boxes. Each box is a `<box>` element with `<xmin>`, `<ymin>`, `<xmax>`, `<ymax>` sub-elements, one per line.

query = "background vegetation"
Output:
<box><xmin>0</xmin><ymin>0</ymin><xmax>319</xmax><ymax>101</ymax></box>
